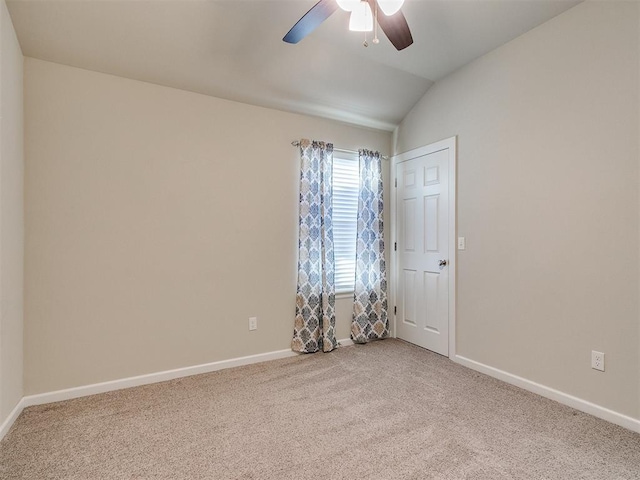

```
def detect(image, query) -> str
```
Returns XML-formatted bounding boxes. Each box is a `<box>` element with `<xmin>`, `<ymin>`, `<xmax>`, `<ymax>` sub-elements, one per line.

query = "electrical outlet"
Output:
<box><xmin>591</xmin><ymin>351</ymin><xmax>605</xmax><ymax>372</ymax></box>
<box><xmin>249</xmin><ymin>317</ymin><xmax>258</xmax><ymax>331</ymax></box>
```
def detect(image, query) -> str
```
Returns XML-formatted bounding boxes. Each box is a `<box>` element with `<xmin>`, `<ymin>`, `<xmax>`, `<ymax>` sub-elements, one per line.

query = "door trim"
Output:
<box><xmin>390</xmin><ymin>136</ymin><xmax>457</xmax><ymax>358</ymax></box>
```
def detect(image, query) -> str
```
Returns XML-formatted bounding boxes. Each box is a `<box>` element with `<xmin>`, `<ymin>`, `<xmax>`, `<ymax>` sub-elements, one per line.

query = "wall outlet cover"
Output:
<box><xmin>591</xmin><ymin>351</ymin><xmax>605</xmax><ymax>372</ymax></box>
<box><xmin>249</xmin><ymin>317</ymin><xmax>258</xmax><ymax>331</ymax></box>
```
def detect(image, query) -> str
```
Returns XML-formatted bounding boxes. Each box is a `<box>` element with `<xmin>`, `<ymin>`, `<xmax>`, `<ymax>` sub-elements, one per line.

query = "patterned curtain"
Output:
<box><xmin>351</xmin><ymin>149</ymin><xmax>389</xmax><ymax>343</ymax></box>
<box><xmin>292</xmin><ymin>139</ymin><xmax>338</xmax><ymax>353</ymax></box>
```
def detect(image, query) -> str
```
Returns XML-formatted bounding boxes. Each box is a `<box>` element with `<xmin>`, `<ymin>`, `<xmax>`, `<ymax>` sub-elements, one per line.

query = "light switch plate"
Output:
<box><xmin>457</xmin><ymin>237</ymin><xmax>466</xmax><ymax>250</ymax></box>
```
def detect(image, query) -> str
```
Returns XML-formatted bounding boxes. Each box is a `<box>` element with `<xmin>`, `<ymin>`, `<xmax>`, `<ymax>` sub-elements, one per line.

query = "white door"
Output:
<box><xmin>396</xmin><ymin>147</ymin><xmax>450</xmax><ymax>356</ymax></box>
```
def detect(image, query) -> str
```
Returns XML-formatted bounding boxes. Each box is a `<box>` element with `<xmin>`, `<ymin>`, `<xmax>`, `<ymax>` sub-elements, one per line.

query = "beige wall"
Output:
<box><xmin>24</xmin><ymin>58</ymin><xmax>391</xmax><ymax>395</ymax></box>
<box><xmin>0</xmin><ymin>0</ymin><xmax>23</xmax><ymax>424</ymax></box>
<box><xmin>396</xmin><ymin>1</ymin><xmax>640</xmax><ymax>419</ymax></box>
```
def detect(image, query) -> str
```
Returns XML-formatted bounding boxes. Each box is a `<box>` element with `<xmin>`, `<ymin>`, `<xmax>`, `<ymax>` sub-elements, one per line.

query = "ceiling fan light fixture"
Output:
<box><xmin>336</xmin><ymin>0</ymin><xmax>360</xmax><ymax>12</ymax></box>
<box><xmin>377</xmin><ymin>0</ymin><xmax>404</xmax><ymax>16</ymax></box>
<box><xmin>348</xmin><ymin>1</ymin><xmax>373</xmax><ymax>32</ymax></box>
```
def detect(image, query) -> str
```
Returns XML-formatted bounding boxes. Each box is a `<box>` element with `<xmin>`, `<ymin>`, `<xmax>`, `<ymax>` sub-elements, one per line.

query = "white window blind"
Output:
<box><xmin>333</xmin><ymin>156</ymin><xmax>359</xmax><ymax>293</ymax></box>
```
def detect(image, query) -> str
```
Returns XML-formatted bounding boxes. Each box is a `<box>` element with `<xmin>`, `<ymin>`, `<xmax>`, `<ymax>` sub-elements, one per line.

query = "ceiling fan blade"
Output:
<box><xmin>283</xmin><ymin>0</ymin><xmax>339</xmax><ymax>44</ymax></box>
<box><xmin>367</xmin><ymin>0</ymin><xmax>413</xmax><ymax>51</ymax></box>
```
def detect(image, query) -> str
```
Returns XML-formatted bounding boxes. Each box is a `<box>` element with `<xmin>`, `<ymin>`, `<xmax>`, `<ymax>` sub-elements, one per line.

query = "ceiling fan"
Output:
<box><xmin>283</xmin><ymin>0</ymin><xmax>413</xmax><ymax>51</ymax></box>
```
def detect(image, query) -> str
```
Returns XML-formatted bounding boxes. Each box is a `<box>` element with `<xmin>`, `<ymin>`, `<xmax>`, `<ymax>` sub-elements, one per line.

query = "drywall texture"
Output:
<box><xmin>0</xmin><ymin>0</ymin><xmax>23</xmax><ymax>423</ymax></box>
<box><xmin>396</xmin><ymin>1</ymin><xmax>640</xmax><ymax>419</ymax></box>
<box><xmin>24</xmin><ymin>58</ymin><xmax>391</xmax><ymax>394</ymax></box>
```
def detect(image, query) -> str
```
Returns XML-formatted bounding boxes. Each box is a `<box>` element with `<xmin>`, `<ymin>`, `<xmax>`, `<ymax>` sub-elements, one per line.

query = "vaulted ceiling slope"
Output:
<box><xmin>7</xmin><ymin>0</ymin><xmax>580</xmax><ymax>131</ymax></box>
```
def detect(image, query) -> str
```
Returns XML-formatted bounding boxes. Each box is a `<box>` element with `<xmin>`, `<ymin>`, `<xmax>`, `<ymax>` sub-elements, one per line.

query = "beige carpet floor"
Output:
<box><xmin>1</xmin><ymin>339</ymin><xmax>639</xmax><ymax>479</ymax></box>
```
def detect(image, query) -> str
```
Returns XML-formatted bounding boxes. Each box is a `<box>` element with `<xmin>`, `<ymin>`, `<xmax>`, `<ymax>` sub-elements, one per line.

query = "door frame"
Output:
<box><xmin>390</xmin><ymin>136</ymin><xmax>457</xmax><ymax>358</ymax></box>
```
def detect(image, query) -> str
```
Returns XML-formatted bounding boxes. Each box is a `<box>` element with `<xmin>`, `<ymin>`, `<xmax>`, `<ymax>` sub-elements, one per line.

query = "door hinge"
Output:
<box><xmin>394</xmin><ymin>306</ymin><xmax>397</xmax><ymax>315</ymax></box>
<box><xmin>395</xmin><ymin>178</ymin><xmax>397</xmax><ymax>187</ymax></box>
<box><xmin>394</xmin><ymin>242</ymin><xmax>397</xmax><ymax>251</ymax></box>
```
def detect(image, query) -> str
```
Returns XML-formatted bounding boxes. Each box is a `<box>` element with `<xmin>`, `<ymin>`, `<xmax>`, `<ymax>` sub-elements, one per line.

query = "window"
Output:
<box><xmin>333</xmin><ymin>155</ymin><xmax>359</xmax><ymax>293</ymax></box>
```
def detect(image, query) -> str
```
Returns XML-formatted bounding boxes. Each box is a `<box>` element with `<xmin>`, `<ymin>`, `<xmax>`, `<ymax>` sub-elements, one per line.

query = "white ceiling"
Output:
<box><xmin>7</xmin><ymin>0</ymin><xmax>580</xmax><ymax>131</ymax></box>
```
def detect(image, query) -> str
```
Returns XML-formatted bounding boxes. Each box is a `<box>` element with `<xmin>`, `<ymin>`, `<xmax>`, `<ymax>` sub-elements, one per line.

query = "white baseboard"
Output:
<box><xmin>22</xmin><ymin>348</ymin><xmax>301</xmax><ymax>409</ymax></box>
<box><xmin>3</xmin><ymin>348</ymin><xmax>299</xmax><ymax>440</ymax></box>
<box><xmin>454</xmin><ymin>355</ymin><xmax>640</xmax><ymax>434</ymax></box>
<box><xmin>4</xmin><ymin>343</ymin><xmax>635</xmax><ymax>441</ymax></box>
<box><xmin>0</xmin><ymin>338</ymin><xmax>351</xmax><ymax>441</ymax></box>
<box><xmin>0</xmin><ymin>398</ymin><xmax>26</xmax><ymax>441</ymax></box>
<box><xmin>21</xmin><ymin>338</ymin><xmax>355</xmax><ymax>409</ymax></box>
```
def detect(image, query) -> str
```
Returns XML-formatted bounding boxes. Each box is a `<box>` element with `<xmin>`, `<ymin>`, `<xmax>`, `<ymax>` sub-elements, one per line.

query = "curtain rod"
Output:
<box><xmin>291</xmin><ymin>141</ymin><xmax>389</xmax><ymax>160</ymax></box>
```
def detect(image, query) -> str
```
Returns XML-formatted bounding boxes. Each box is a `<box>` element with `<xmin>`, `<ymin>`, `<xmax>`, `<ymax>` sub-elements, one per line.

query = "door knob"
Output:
<box><xmin>439</xmin><ymin>259</ymin><xmax>448</xmax><ymax>267</ymax></box>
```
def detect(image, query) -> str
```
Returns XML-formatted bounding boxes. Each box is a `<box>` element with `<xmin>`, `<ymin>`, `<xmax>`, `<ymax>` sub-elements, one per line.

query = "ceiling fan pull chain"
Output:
<box><xmin>363</xmin><ymin>30</ymin><xmax>368</xmax><ymax>47</ymax></box>
<box><xmin>373</xmin><ymin>2</ymin><xmax>380</xmax><ymax>44</ymax></box>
